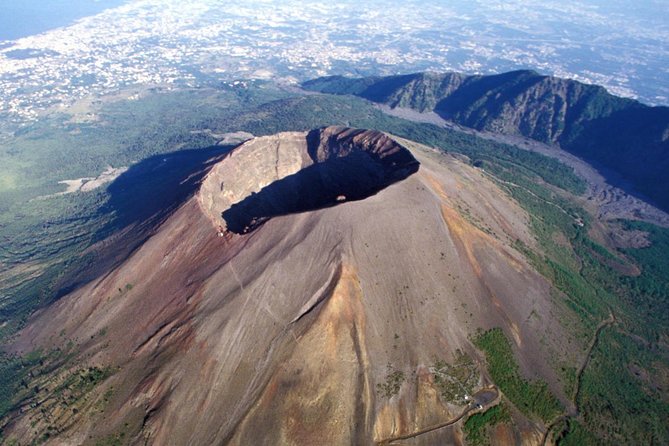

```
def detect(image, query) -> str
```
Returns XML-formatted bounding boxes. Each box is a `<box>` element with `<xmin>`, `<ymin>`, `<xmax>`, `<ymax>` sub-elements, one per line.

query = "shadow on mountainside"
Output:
<box><xmin>222</xmin><ymin>149</ymin><xmax>419</xmax><ymax>234</ymax></box>
<box><xmin>100</xmin><ymin>145</ymin><xmax>235</xmax><ymax>231</ymax></box>
<box><xmin>53</xmin><ymin>145</ymin><xmax>235</xmax><ymax>300</ymax></box>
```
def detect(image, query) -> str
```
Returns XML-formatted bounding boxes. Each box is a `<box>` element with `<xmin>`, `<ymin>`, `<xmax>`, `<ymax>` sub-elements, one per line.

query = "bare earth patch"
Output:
<box><xmin>53</xmin><ymin>165</ymin><xmax>128</xmax><ymax>196</ymax></box>
<box><xmin>189</xmin><ymin>129</ymin><xmax>254</xmax><ymax>146</ymax></box>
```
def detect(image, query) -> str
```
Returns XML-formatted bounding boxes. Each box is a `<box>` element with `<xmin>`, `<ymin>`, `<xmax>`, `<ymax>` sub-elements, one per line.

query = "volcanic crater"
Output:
<box><xmin>198</xmin><ymin>126</ymin><xmax>420</xmax><ymax>233</ymax></box>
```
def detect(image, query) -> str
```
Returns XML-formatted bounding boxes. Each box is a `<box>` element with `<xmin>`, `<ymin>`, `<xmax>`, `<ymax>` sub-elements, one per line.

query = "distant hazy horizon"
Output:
<box><xmin>0</xmin><ymin>0</ymin><xmax>667</xmax><ymax>132</ymax></box>
<box><xmin>0</xmin><ymin>0</ymin><xmax>126</xmax><ymax>41</ymax></box>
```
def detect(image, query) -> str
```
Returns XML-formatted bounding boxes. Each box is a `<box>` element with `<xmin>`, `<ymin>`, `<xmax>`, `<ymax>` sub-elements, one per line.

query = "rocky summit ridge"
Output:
<box><xmin>198</xmin><ymin>126</ymin><xmax>420</xmax><ymax>233</ymax></box>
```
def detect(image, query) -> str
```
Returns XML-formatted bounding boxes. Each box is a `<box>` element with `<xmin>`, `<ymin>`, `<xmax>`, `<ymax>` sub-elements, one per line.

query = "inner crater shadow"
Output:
<box><xmin>222</xmin><ymin>149</ymin><xmax>420</xmax><ymax>234</ymax></box>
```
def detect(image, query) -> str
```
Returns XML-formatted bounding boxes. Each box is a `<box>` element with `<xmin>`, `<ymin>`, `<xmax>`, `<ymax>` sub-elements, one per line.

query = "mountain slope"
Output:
<box><xmin>303</xmin><ymin>71</ymin><xmax>669</xmax><ymax>211</ymax></box>
<box><xmin>1</xmin><ymin>127</ymin><xmax>575</xmax><ymax>445</ymax></box>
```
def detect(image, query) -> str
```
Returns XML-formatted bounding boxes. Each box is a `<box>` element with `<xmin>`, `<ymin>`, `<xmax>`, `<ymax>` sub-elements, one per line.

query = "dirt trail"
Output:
<box><xmin>376</xmin><ymin>387</ymin><xmax>500</xmax><ymax>445</ymax></box>
<box><xmin>541</xmin><ymin>312</ymin><xmax>616</xmax><ymax>445</ymax></box>
<box><xmin>573</xmin><ymin>313</ymin><xmax>616</xmax><ymax>404</ymax></box>
<box><xmin>481</xmin><ymin>170</ymin><xmax>579</xmax><ymax>221</ymax></box>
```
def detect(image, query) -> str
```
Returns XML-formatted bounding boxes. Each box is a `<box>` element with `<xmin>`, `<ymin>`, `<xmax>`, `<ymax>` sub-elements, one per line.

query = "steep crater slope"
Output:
<box><xmin>199</xmin><ymin>126</ymin><xmax>419</xmax><ymax>233</ymax></box>
<box><xmin>3</xmin><ymin>127</ymin><xmax>573</xmax><ymax>446</ymax></box>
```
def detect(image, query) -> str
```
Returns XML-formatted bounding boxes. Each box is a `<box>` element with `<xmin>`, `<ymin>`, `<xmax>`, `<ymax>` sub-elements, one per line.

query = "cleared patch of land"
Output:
<box><xmin>50</xmin><ymin>166</ymin><xmax>127</xmax><ymax>196</ymax></box>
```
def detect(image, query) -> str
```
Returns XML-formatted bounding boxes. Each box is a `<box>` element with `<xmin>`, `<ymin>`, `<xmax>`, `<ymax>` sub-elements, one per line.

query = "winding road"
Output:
<box><xmin>376</xmin><ymin>387</ymin><xmax>499</xmax><ymax>445</ymax></box>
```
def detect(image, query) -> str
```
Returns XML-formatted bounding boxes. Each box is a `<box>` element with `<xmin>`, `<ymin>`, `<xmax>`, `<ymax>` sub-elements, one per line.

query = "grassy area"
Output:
<box><xmin>502</xmin><ymin>175</ymin><xmax>610</xmax><ymax>332</ymax></box>
<box><xmin>1</xmin><ymin>357</ymin><xmax>114</xmax><ymax>442</ymax></box>
<box><xmin>474</xmin><ymin>328</ymin><xmax>562</xmax><ymax>423</ymax></box>
<box><xmin>502</xmin><ymin>178</ymin><xmax>669</xmax><ymax>443</ymax></box>
<box><xmin>485</xmin><ymin>137</ymin><xmax>669</xmax><ymax>443</ymax></box>
<box><xmin>57</xmin><ymin>366</ymin><xmax>113</xmax><ymax>395</ymax></box>
<box><xmin>463</xmin><ymin>403</ymin><xmax>511</xmax><ymax>446</ymax></box>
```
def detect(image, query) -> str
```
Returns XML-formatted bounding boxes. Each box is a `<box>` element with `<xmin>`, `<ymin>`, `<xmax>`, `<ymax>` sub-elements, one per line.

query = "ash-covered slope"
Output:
<box><xmin>4</xmin><ymin>127</ymin><xmax>573</xmax><ymax>445</ymax></box>
<box><xmin>304</xmin><ymin>71</ymin><xmax>669</xmax><ymax>211</ymax></box>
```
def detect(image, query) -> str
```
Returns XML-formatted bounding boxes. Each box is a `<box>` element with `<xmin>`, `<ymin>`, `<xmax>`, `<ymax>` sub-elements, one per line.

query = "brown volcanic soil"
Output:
<box><xmin>5</xmin><ymin>127</ymin><xmax>575</xmax><ymax>445</ymax></box>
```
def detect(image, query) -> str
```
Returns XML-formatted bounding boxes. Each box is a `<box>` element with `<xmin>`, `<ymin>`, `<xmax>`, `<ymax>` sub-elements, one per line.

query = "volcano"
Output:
<box><xmin>4</xmin><ymin>126</ymin><xmax>574</xmax><ymax>445</ymax></box>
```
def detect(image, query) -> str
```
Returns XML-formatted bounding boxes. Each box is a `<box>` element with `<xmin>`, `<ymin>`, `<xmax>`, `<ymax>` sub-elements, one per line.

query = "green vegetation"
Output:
<box><xmin>0</xmin><ymin>351</ymin><xmax>44</xmax><ymax>419</ymax></box>
<box><xmin>1</xmin><ymin>363</ymin><xmax>114</xmax><ymax>442</ymax></box>
<box><xmin>0</xmin><ymin>335</ymin><xmax>111</xmax><ymax>440</ymax></box>
<box><xmin>574</xmin><ymin>328</ymin><xmax>669</xmax><ymax>444</ymax></box>
<box><xmin>495</xmin><ymin>151</ymin><xmax>669</xmax><ymax>443</ymax></box>
<box><xmin>57</xmin><ymin>366</ymin><xmax>113</xmax><ymax>396</ymax></box>
<box><xmin>0</xmin><ymin>84</ymin><xmax>294</xmax><ymax>342</ymax></box>
<box><xmin>556</xmin><ymin>419</ymin><xmax>599</xmax><ymax>446</ymax></box>
<box><xmin>618</xmin><ymin>221</ymin><xmax>669</xmax><ymax>328</ymax></box>
<box><xmin>95</xmin><ymin>431</ymin><xmax>126</xmax><ymax>446</ymax></box>
<box><xmin>503</xmin><ymin>152</ymin><xmax>669</xmax><ymax>442</ymax></box>
<box><xmin>559</xmin><ymin>364</ymin><xmax>577</xmax><ymax>400</ymax></box>
<box><xmin>431</xmin><ymin>350</ymin><xmax>479</xmax><ymax>404</ymax></box>
<box><xmin>463</xmin><ymin>403</ymin><xmax>511</xmax><ymax>446</ymax></box>
<box><xmin>474</xmin><ymin>328</ymin><xmax>562</xmax><ymax>423</ymax></box>
<box><xmin>1</xmin><ymin>437</ymin><xmax>19</xmax><ymax>446</ymax></box>
<box><xmin>376</xmin><ymin>365</ymin><xmax>405</xmax><ymax>398</ymax></box>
